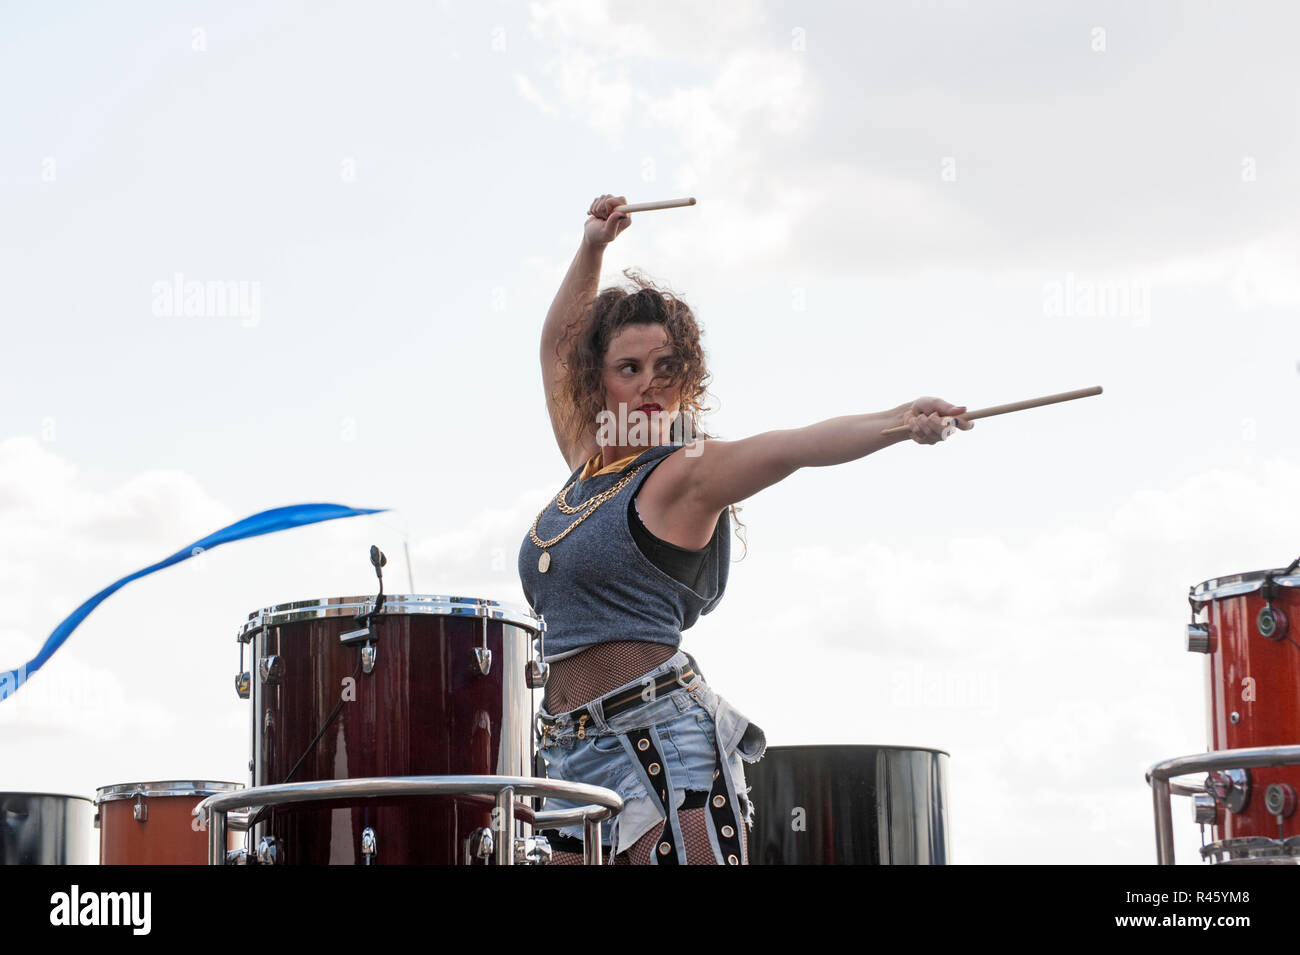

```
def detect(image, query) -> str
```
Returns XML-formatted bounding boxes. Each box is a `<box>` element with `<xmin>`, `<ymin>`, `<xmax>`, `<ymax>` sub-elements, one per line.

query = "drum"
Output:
<box><xmin>743</xmin><ymin>745</ymin><xmax>950</xmax><ymax>864</ymax></box>
<box><xmin>1189</xmin><ymin>566</ymin><xmax>1300</xmax><ymax>860</ymax></box>
<box><xmin>0</xmin><ymin>793</ymin><xmax>96</xmax><ymax>864</ymax></box>
<box><xmin>237</xmin><ymin>594</ymin><xmax>540</xmax><ymax>864</ymax></box>
<box><xmin>95</xmin><ymin>781</ymin><xmax>243</xmax><ymax>864</ymax></box>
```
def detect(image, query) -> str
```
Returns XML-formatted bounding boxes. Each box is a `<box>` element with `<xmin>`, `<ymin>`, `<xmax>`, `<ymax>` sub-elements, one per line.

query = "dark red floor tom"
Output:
<box><xmin>237</xmin><ymin>594</ymin><xmax>540</xmax><ymax>864</ymax></box>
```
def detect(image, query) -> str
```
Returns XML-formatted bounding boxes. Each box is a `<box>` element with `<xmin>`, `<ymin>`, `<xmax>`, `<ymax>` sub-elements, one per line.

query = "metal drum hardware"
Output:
<box><xmin>1149</xmin><ymin>561</ymin><xmax>1300</xmax><ymax>863</ymax></box>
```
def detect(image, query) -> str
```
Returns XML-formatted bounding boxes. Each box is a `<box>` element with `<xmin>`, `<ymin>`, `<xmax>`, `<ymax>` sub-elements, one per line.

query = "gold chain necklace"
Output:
<box><xmin>556</xmin><ymin>453</ymin><xmax>641</xmax><ymax>512</ymax></box>
<box><xmin>529</xmin><ymin>463</ymin><xmax>647</xmax><ymax>573</ymax></box>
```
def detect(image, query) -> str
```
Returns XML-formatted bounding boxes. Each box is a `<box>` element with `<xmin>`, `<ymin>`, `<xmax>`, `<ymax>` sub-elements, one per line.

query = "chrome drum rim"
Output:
<box><xmin>237</xmin><ymin>594</ymin><xmax>542</xmax><ymax>641</ymax></box>
<box><xmin>95</xmin><ymin>781</ymin><xmax>244</xmax><ymax>803</ymax></box>
<box><xmin>1191</xmin><ymin>569</ymin><xmax>1300</xmax><ymax>605</ymax></box>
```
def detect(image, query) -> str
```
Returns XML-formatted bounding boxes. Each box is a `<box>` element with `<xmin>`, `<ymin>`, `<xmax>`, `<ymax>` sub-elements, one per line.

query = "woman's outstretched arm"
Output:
<box><xmin>672</xmin><ymin>398</ymin><xmax>973</xmax><ymax>515</ymax></box>
<box><xmin>541</xmin><ymin>193</ymin><xmax>630</xmax><ymax>470</ymax></box>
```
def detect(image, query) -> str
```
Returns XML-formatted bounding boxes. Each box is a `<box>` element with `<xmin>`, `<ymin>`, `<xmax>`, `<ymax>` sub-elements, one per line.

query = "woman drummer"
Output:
<box><xmin>519</xmin><ymin>192</ymin><xmax>972</xmax><ymax>865</ymax></box>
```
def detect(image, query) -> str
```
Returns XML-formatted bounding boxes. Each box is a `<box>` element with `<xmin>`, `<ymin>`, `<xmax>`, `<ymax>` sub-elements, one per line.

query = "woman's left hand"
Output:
<box><xmin>903</xmin><ymin>397</ymin><xmax>974</xmax><ymax>445</ymax></box>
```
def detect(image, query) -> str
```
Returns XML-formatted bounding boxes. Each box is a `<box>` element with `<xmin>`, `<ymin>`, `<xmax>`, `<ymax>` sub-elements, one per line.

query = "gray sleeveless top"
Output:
<box><xmin>517</xmin><ymin>442</ymin><xmax>730</xmax><ymax>661</ymax></box>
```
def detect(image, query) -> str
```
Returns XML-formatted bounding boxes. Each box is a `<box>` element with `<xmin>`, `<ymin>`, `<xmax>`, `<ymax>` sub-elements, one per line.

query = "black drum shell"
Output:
<box><xmin>744</xmin><ymin>744</ymin><xmax>950</xmax><ymax>865</ymax></box>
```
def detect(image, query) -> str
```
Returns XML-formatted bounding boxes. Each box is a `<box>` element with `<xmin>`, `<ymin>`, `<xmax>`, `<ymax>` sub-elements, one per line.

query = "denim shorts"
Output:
<box><xmin>535</xmin><ymin>650</ymin><xmax>767</xmax><ymax>863</ymax></box>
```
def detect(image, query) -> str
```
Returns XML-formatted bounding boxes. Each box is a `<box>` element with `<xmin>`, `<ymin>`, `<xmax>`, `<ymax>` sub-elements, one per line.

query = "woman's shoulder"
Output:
<box><xmin>637</xmin><ymin>439</ymin><xmax>708</xmax><ymax>482</ymax></box>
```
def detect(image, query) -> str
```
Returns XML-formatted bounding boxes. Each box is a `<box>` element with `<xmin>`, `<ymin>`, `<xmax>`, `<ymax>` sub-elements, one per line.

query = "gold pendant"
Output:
<box><xmin>538</xmin><ymin>551</ymin><xmax>551</xmax><ymax>573</ymax></box>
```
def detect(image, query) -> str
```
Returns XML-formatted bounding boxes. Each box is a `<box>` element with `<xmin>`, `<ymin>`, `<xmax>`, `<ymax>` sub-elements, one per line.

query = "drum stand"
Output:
<box><xmin>1146</xmin><ymin>744</ymin><xmax>1300</xmax><ymax>864</ymax></box>
<box><xmin>194</xmin><ymin>775</ymin><xmax>622</xmax><ymax>866</ymax></box>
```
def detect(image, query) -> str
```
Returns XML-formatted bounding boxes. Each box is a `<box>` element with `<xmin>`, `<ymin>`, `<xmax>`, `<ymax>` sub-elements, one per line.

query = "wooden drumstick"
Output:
<box><xmin>880</xmin><ymin>385</ymin><xmax>1103</xmax><ymax>436</ymax></box>
<box><xmin>612</xmin><ymin>197</ymin><xmax>697</xmax><ymax>213</ymax></box>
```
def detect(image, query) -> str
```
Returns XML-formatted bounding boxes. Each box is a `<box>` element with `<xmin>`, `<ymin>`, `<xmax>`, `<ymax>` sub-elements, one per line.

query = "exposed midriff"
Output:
<box><xmin>544</xmin><ymin>642</ymin><xmax>678</xmax><ymax>713</ymax></box>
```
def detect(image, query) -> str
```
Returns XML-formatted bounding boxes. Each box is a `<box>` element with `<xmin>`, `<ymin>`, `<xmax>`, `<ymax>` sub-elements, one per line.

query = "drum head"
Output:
<box><xmin>237</xmin><ymin>594</ymin><xmax>541</xmax><ymax>640</ymax></box>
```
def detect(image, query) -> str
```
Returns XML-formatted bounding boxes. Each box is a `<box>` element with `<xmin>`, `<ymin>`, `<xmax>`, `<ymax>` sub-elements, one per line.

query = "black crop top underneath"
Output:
<box><xmin>627</xmin><ymin>489</ymin><xmax>711</xmax><ymax>591</ymax></box>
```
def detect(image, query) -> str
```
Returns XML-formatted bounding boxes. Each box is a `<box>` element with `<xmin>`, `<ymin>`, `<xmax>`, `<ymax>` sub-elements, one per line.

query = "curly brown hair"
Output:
<box><xmin>551</xmin><ymin>267</ymin><xmax>747</xmax><ymax>559</ymax></box>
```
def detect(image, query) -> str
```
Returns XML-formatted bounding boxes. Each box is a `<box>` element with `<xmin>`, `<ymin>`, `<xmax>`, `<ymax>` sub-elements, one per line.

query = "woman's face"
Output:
<box><xmin>599</xmin><ymin>322</ymin><xmax>682</xmax><ymax>445</ymax></box>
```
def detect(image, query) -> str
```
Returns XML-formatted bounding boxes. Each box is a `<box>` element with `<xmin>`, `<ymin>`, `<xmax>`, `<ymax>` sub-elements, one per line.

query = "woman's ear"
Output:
<box><xmin>674</xmin><ymin>411</ymin><xmax>700</xmax><ymax>443</ymax></box>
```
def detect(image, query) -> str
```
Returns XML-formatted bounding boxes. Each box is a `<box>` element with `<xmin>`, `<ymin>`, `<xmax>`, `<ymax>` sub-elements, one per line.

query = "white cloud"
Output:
<box><xmin>523</xmin><ymin>0</ymin><xmax>1300</xmax><ymax>280</ymax></box>
<box><xmin>527</xmin><ymin>0</ymin><xmax>770</xmax><ymax>62</ymax></box>
<box><xmin>0</xmin><ymin>628</ymin><xmax>174</xmax><ymax>747</ymax></box>
<box><xmin>513</xmin><ymin>71</ymin><xmax>557</xmax><ymax>116</ymax></box>
<box><xmin>0</xmin><ymin>437</ymin><xmax>233</xmax><ymax>569</ymax></box>
<box><xmin>523</xmin><ymin>0</ymin><xmax>815</xmax><ymax>256</ymax></box>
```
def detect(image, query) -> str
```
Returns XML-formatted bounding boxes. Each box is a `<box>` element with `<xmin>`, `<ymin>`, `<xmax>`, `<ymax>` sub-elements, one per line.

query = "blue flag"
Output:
<box><xmin>1</xmin><ymin>502</ymin><xmax>386</xmax><ymax>701</ymax></box>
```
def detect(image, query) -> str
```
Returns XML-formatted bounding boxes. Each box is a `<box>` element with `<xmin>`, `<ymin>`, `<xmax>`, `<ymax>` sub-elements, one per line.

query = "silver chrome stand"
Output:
<box><xmin>533</xmin><ymin>805</ymin><xmax>608</xmax><ymax>865</ymax></box>
<box><xmin>1146</xmin><ymin>744</ymin><xmax>1300</xmax><ymax>864</ymax></box>
<box><xmin>194</xmin><ymin>775</ymin><xmax>622</xmax><ymax>866</ymax></box>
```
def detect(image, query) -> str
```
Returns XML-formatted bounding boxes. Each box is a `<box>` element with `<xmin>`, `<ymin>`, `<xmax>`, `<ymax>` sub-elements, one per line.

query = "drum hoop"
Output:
<box><xmin>760</xmin><ymin>743</ymin><xmax>952</xmax><ymax>758</ymax></box>
<box><xmin>1191</xmin><ymin>569</ymin><xmax>1300</xmax><ymax>604</ymax></box>
<box><xmin>236</xmin><ymin>594</ymin><xmax>542</xmax><ymax>640</ymax></box>
<box><xmin>94</xmin><ymin>780</ymin><xmax>244</xmax><ymax>803</ymax></box>
<box><xmin>0</xmin><ymin>792</ymin><xmax>94</xmax><ymax>804</ymax></box>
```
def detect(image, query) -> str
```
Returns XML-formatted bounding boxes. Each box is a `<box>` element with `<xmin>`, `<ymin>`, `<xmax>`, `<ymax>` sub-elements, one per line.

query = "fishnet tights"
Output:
<box><xmin>543</xmin><ymin>642</ymin><xmax>678</xmax><ymax>713</ymax></box>
<box><xmin>548</xmin><ymin>807</ymin><xmax>749</xmax><ymax>865</ymax></box>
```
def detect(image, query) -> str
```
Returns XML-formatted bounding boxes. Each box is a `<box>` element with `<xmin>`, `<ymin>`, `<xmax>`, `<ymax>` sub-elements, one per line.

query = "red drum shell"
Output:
<box><xmin>96</xmin><ymin>782</ymin><xmax>242</xmax><ymax>865</ymax></box>
<box><xmin>1197</xmin><ymin>571</ymin><xmax>1300</xmax><ymax>841</ymax></box>
<box><xmin>247</xmin><ymin>598</ymin><xmax>536</xmax><ymax>864</ymax></box>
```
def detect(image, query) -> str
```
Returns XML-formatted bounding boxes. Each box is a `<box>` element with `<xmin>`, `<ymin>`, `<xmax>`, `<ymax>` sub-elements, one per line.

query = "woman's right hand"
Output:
<box><xmin>583</xmin><ymin>194</ymin><xmax>631</xmax><ymax>247</ymax></box>
<box><xmin>902</xmin><ymin>396</ymin><xmax>973</xmax><ymax>445</ymax></box>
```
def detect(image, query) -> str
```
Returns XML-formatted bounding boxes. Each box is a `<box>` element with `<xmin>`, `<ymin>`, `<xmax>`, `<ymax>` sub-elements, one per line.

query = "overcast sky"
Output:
<box><xmin>3</xmin><ymin>0</ymin><xmax>1298</xmax><ymax>865</ymax></box>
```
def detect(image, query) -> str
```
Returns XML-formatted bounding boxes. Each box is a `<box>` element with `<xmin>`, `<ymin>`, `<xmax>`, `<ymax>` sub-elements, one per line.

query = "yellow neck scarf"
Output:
<box><xmin>580</xmin><ymin>451</ymin><xmax>640</xmax><ymax>481</ymax></box>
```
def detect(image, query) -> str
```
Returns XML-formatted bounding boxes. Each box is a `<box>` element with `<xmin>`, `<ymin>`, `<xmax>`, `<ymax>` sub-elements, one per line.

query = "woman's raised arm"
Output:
<box><xmin>541</xmin><ymin>193</ymin><xmax>631</xmax><ymax>471</ymax></box>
